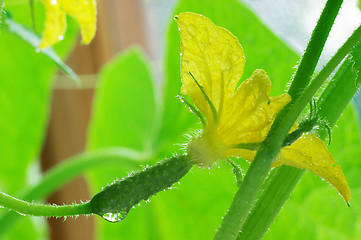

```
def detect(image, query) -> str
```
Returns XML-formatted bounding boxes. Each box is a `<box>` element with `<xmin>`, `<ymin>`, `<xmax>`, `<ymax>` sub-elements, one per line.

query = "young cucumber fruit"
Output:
<box><xmin>89</xmin><ymin>154</ymin><xmax>193</xmax><ymax>222</ymax></box>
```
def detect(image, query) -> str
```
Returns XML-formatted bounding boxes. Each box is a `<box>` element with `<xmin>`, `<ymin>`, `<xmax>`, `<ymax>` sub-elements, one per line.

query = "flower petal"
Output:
<box><xmin>218</xmin><ymin>69</ymin><xmax>291</xmax><ymax>144</ymax></box>
<box><xmin>39</xmin><ymin>0</ymin><xmax>67</xmax><ymax>49</ymax></box>
<box><xmin>230</xmin><ymin>132</ymin><xmax>350</xmax><ymax>203</ymax></box>
<box><xmin>59</xmin><ymin>0</ymin><xmax>97</xmax><ymax>44</ymax></box>
<box><xmin>176</xmin><ymin>12</ymin><xmax>245</xmax><ymax>125</ymax></box>
<box><xmin>274</xmin><ymin>133</ymin><xmax>350</xmax><ymax>203</ymax></box>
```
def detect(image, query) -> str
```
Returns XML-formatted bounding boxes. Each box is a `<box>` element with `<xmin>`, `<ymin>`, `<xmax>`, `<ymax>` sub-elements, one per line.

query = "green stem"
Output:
<box><xmin>214</xmin><ymin>1</ymin><xmax>343</xmax><ymax>239</ymax></box>
<box><xmin>287</xmin><ymin>0</ymin><xmax>343</xmax><ymax>100</ymax></box>
<box><xmin>0</xmin><ymin>147</ymin><xmax>147</xmax><ymax>237</ymax></box>
<box><xmin>0</xmin><ymin>192</ymin><xmax>91</xmax><ymax>217</ymax></box>
<box><xmin>238</xmin><ymin>167</ymin><xmax>305</xmax><ymax>240</ymax></box>
<box><xmin>317</xmin><ymin>59</ymin><xmax>361</xmax><ymax>127</ymax></box>
<box><xmin>237</xmin><ymin>25</ymin><xmax>361</xmax><ymax>240</ymax></box>
<box><xmin>298</xmin><ymin>24</ymin><xmax>361</xmax><ymax>111</ymax></box>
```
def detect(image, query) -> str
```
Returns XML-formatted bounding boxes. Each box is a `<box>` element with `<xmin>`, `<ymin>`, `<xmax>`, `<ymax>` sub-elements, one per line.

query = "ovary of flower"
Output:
<box><xmin>176</xmin><ymin>12</ymin><xmax>350</xmax><ymax>203</ymax></box>
<box><xmin>40</xmin><ymin>0</ymin><xmax>96</xmax><ymax>49</ymax></box>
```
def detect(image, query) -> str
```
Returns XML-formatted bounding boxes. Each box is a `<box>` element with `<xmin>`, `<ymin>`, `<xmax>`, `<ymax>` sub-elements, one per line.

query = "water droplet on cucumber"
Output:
<box><xmin>101</xmin><ymin>211</ymin><xmax>128</xmax><ymax>223</ymax></box>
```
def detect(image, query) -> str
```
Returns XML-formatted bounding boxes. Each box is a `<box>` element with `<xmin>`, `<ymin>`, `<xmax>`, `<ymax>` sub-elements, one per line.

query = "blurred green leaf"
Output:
<box><xmin>354</xmin><ymin>93</ymin><xmax>361</xmax><ymax>132</ymax></box>
<box><xmin>5</xmin><ymin>217</ymin><xmax>48</xmax><ymax>240</ymax></box>
<box><xmin>87</xmin><ymin>47</ymin><xmax>156</xmax><ymax>153</ymax></box>
<box><xmin>5</xmin><ymin>17</ymin><xmax>80</xmax><ymax>83</ymax></box>
<box><xmin>0</xmin><ymin>1</ymin><xmax>77</xmax><ymax>239</ymax></box>
<box><xmin>5</xmin><ymin>0</ymin><xmax>34</xmax><ymax>6</ymax></box>
<box><xmin>147</xmin><ymin>164</ymin><xmax>237</xmax><ymax>240</ymax></box>
<box><xmin>0</xmin><ymin>1</ymin><xmax>62</xmax><ymax>196</ymax></box>
<box><xmin>0</xmin><ymin>27</ymin><xmax>50</xmax><ymax>237</ymax></box>
<box><xmin>304</xmin><ymin>187</ymin><xmax>361</xmax><ymax>239</ymax></box>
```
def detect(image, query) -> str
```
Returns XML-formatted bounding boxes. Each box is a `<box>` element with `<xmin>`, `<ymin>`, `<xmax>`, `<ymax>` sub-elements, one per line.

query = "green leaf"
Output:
<box><xmin>318</xmin><ymin>60</ymin><xmax>360</xmax><ymax>126</ymax></box>
<box><xmin>0</xmin><ymin>6</ymin><xmax>47</xmax><ymax>194</ymax></box>
<box><xmin>0</xmin><ymin>2</ymin><xmax>77</xmax><ymax>239</ymax></box>
<box><xmin>87</xmin><ymin>47</ymin><xmax>156</xmax><ymax>152</ymax></box>
<box><xmin>0</xmin><ymin>1</ymin><xmax>77</xmax><ymax>193</ymax></box>
<box><xmin>5</xmin><ymin>17</ymin><xmax>80</xmax><ymax>83</ymax></box>
<box><xmin>354</xmin><ymin>94</ymin><xmax>361</xmax><ymax>132</ymax></box>
<box><xmin>143</xmin><ymin>164</ymin><xmax>238</xmax><ymax>240</ymax></box>
<box><xmin>4</xmin><ymin>217</ymin><xmax>49</xmax><ymax>240</ymax></box>
<box><xmin>5</xmin><ymin>0</ymin><xmax>35</xmax><ymax>6</ymax></box>
<box><xmin>0</xmin><ymin>29</ymin><xmax>52</xmax><ymax>239</ymax></box>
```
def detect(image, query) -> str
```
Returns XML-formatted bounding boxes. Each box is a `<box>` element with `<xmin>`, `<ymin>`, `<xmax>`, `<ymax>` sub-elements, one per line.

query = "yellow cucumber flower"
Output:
<box><xmin>176</xmin><ymin>12</ymin><xmax>350</xmax><ymax>203</ymax></box>
<box><xmin>40</xmin><ymin>0</ymin><xmax>97</xmax><ymax>48</ymax></box>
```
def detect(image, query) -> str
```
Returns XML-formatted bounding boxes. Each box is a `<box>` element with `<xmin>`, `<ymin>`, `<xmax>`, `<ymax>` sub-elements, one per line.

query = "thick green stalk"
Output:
<box><xmin>237</xmin><ymin>25</ymin><xmax>361</xmax><ymax>240</ymax></box>
<box><xmin>317</xmin><ymin>62</ymin><xmax>361</xmax><ymax>126</ymax></box>
<box><xmin>237</xmin><ymin>167</ymin><xmax>305</xmax><ymax>240</ymax></box>
<box><xmin>287</xmin><ymin>0</ymin><xmax>343</xmax><ymax>100</ymax></box>
<box><xmin>237</xmin><ymin>64</ymin><xmax>358</xmax><ymax>239</ymax></box>
<box><xmin>214</xmin><ymin>1</ymin><xmax>343</xmax><ymax>239</ymax></box>
<box><xmin>213</xmin><ymin>128</ymin><xmax>287</xmax><ymax>240</ymax></box>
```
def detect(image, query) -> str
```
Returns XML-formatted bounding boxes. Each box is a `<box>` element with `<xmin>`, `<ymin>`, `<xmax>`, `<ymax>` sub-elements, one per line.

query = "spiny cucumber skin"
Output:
<box><xmin>89</xmin><ymin>155</ymin><xmax>193</xmax><ymax>217</ymax></box>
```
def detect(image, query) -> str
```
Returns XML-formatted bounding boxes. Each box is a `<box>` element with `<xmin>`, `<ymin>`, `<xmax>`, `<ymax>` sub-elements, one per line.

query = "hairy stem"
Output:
<box><xmin>237</xmin><ymin>23</ymin><xmax>361</xmax><ymax>240</ymax></box>
<box><xmin>0</xmin><ymin>192</ymin><xmax>91</xmax><ymax>217</ymax></box>
<box><xmin>214</xmin><ymin>0</ymin><xmax>343</xmax><ymax>239</ymax></box>
<box><xmin>287</xmin><ymin>0</ymin><xmax>343</xmax><ymax>100</ymax></box>
<box><xmin>237</xmin><ymin>167</ymin><xmax>305</xmax><ymax>240</ymax></box>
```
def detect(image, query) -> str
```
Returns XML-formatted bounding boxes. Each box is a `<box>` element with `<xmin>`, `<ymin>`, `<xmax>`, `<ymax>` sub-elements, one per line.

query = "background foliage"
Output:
<box><xmin>0</xmin><ymin>0</ymin><xmax>360</xmax><ymax>239</ymax></box>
